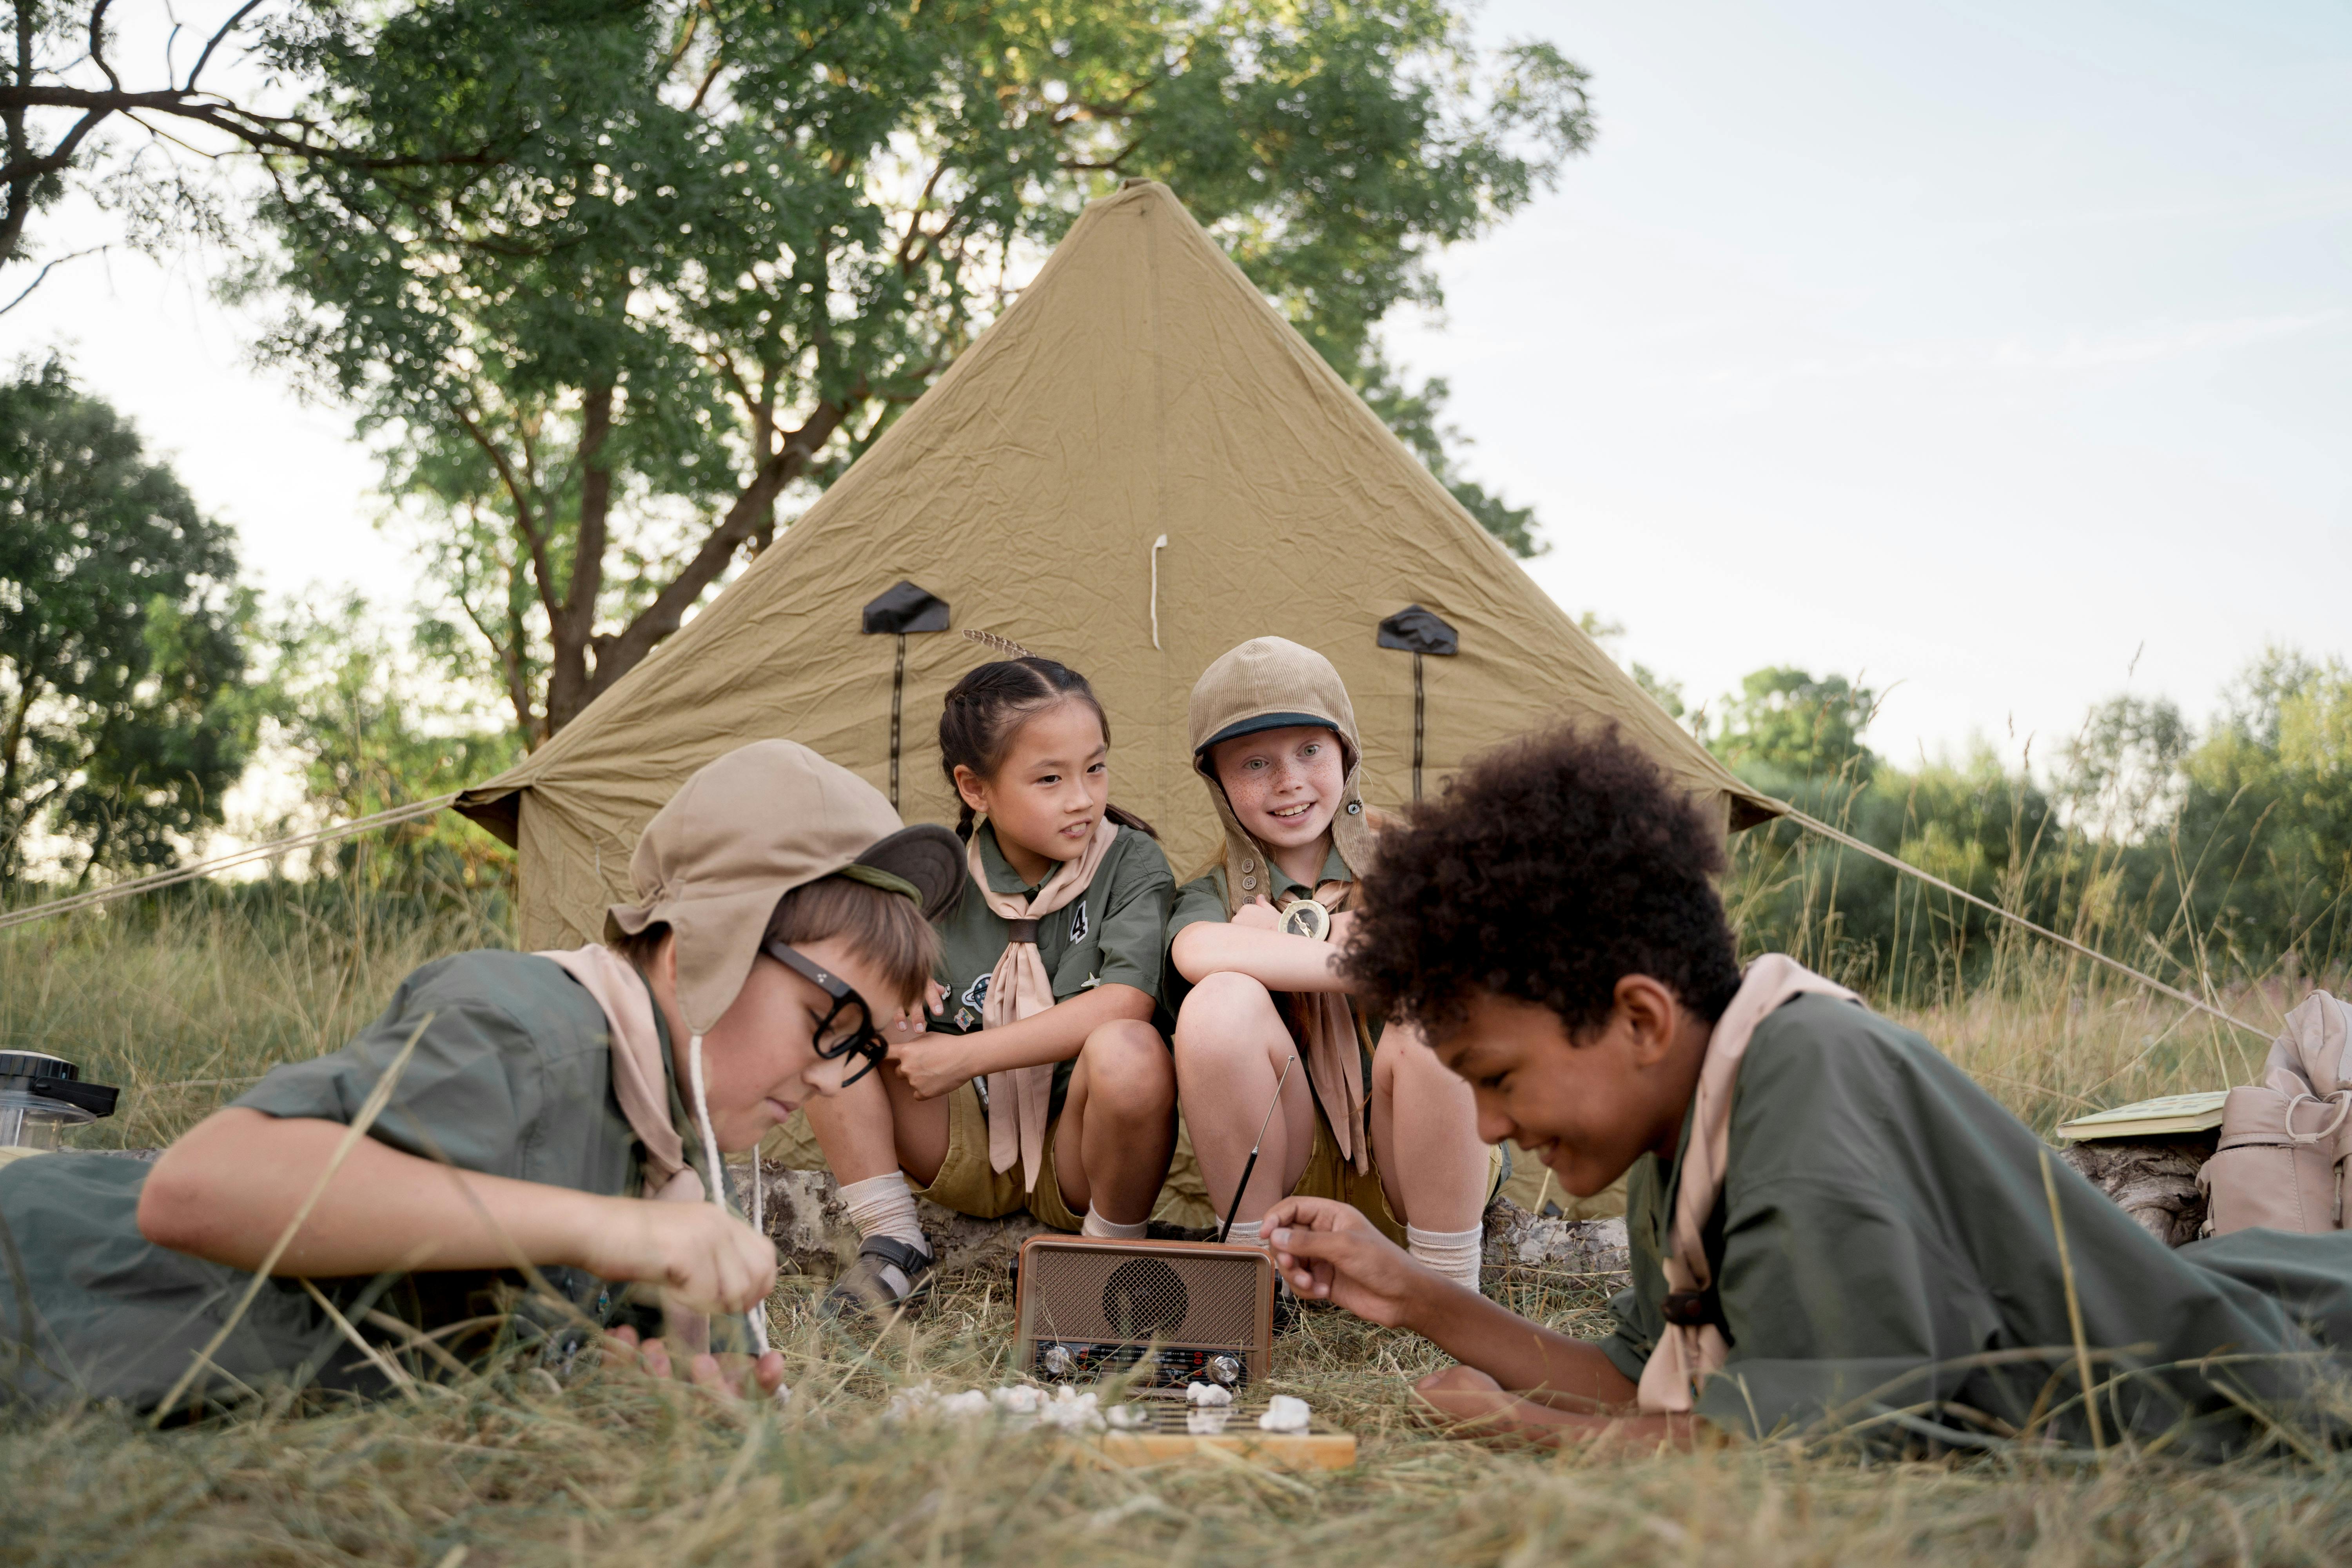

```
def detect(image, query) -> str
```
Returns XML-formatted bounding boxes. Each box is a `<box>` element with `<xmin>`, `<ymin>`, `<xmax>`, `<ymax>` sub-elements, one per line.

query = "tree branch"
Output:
<box><xmin>576</xmin><ymin>394</ymin><xmax>857</xmax><ymax>711</ymax></box>
<box><xmin>184</xmin><ymin>0</ymin><xmax>266</xmax><ymax>93</ymax></box>
<box><xmin>0</xmin><ymin>243</ymin><xmax>103</xmax><ymax>315</ymax></box>
<box><xmin>449</xmin><ymin>405</ymin><xmax>560</xmax><ymax>629</ymax></box>
<box><xmin>87</xmin><ymin>0</ymin><xmax>121</xmax><ymax>93</ymax></box>
<box><xmin>544</xmin><ymin>381</ymin><xmax>613</xmax><ymax>732</ymax></box>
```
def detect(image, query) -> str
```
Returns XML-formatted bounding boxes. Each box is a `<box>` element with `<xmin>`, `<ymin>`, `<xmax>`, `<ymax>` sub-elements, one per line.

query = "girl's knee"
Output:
<box><xmin>1083</xmin><ymin>1021</ymin><xmax>1175</xmax><ymax>1116</ymax></box>
<box><xmin>1378</xmin><ymin>1029</ymin><xmax>1457</xmax><ymax>1093</ymax></box>
<box><xmin>1173</xmin><ymin>973</ymin><xmax>1277</xmax><ymax>1060</ymax></box>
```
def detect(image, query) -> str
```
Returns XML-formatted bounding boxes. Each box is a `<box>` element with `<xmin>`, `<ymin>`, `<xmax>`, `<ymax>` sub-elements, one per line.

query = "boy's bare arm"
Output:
<box><xmin>886</xmin><ymin>982</ymin><xmax>1153</xmax><ymax>1098</ymax></box>
<box><xmin>1169</xmin><ymin>913</ymin><xmax>1354</xmax><ymax>992</ymax></box>
<box><xmin>1264</xmin><ymin>1196</ymin><xmax>1638</xmax><ymax>1408</ymax></box>
<box><xmin>139</xmin><ymin>1108</ymin><xmax>775</xmax><ymax>1314</ymax></box>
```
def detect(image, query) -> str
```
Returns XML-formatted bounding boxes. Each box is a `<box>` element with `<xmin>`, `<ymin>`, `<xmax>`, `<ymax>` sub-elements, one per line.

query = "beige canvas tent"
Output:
<box><xmin>458</xmin><ymin>178</ymin><xmax>1775</xmax><ymax>948</ymax></box>
<box><xmin>455</xmin><ymin>179</ymin><xmax>1777</xmax><ymax>1219</ymax></box>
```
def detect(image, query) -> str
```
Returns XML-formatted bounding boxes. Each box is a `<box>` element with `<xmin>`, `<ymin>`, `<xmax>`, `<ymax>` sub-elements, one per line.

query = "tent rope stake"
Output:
<box><xmin>1780</xmin><ymin>807</ymin><xmax>2265</xmax><ymax>1038</ymax></box>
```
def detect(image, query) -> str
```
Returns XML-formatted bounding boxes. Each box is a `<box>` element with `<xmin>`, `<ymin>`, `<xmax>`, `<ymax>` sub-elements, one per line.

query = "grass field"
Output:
<box><xmin>2</xmin><ymin>883</ymin><xmax>2347</xmax><ymax>1565</ymax></box>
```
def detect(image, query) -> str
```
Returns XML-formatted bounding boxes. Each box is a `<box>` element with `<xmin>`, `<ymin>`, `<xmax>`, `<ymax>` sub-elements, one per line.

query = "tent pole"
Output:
<box><xmin>890</xmin><ymin>633</ymin><xmax>906</xmax><ymax>810</ymax></box>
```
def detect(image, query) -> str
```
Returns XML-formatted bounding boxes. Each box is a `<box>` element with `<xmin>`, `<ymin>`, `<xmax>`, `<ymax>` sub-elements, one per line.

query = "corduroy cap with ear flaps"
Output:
<box><xmin>1188</xmin><ymin>637</ymin><xmax>1377</xmax><ymax>910</ymax></box>
<box><xmin>606</xmin><ymin>740</ymin><xmax>964</xmax><ymax>1035</ymax></box>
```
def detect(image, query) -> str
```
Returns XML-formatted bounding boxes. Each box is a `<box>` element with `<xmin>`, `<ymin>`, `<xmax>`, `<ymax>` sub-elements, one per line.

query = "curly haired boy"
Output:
<box><xmin>1265</xmin><ymin>728</ymin><xmax>2352</xmax><ymax>1455</ymax></box>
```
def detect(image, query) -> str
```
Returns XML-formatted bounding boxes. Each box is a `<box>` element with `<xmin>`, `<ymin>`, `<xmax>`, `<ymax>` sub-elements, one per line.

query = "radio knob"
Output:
<box><xmin>1208</xmin><ymin>1355</ymin><xmax>1241</xmax><ymax>1386</ymax></box>
<box><xmin>1043</xmin><ymin>1344</ymin><xmax>1076</xmax><ymax>1377</ymax></box>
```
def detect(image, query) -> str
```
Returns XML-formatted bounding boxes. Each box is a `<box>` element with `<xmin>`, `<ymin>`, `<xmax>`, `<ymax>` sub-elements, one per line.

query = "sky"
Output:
<box><xmin>5</xmin><ymin>0</ymin><xmax>2347</xmax><ymax>776</ymax></box>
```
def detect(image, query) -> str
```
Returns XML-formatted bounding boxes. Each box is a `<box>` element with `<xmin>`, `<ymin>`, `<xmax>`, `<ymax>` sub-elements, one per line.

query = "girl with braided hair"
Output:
<box><xmin>803</xmin><ymin>655</ymin><xmax>1178</xmax><ymax>1319</ymax></box>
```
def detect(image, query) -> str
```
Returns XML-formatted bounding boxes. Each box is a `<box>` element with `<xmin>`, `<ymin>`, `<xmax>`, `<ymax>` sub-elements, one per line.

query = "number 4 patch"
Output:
<box><xmin>1067</xmin><ymin>900</ymin><xmax>1089</xmax><ymax>943</ymax></box>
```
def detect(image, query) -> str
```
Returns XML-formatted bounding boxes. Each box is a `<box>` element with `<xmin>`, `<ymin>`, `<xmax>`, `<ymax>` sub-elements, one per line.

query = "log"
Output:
<box><xmin>2056</xmin><ymin>1134</ymin><xmax>2215</xmax><ymax>1248</ymax></box>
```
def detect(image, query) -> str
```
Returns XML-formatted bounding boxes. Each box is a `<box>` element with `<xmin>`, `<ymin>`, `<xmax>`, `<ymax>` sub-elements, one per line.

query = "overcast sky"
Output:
<box><xmin>5</xmin><ymin>0</ymin><xmax>2345</xmax><ymax>775</ymax></box>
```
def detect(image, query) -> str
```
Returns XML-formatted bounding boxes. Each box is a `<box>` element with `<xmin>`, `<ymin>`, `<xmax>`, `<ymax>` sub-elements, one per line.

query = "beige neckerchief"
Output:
<box><xmin>1636</xmin><ymin>955</ymin><xmax>1860</xmax><ymax>1415</ymax></box>
<box><xmin>535</xmin><ymin>945</ymin><xmax>704</xmax><ymax>1204</ymax></box>
<box><xmin>969</xmin><ymin>817</ymin><xmax>1120</xmax><ymax>1193</ymax></box>
<box><xmin>1276</xmin><ymin>871</ymin><xmax>1370</xmax><ymax>1171</ymax></box>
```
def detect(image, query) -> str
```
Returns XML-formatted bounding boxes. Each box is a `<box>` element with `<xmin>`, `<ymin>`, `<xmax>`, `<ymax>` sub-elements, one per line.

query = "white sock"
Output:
<box><xmin>1222</xmin><ymin>1218</ymin><xmax>1263</xmax><ymax>1246</ymax></box>
<box><xmin>1081</xmin><ymin>1209</ymin><xmax>1148</xmax><ymax>1241</ymax></box>
<box><xmin>1408</xmin><ymin>1223</ymin><xmax>1484</xmax><ymax>1293</ymax></box>
<box><xmin>837</xmin><ymin>1172</ymin><xmax>932</xmax><ymax>1257</ymax></box>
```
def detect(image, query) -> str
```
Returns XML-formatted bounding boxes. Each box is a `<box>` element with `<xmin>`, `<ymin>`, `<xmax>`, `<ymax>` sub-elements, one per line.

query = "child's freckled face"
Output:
<box><xmin>1211</xmin><ymin>726</ymin><xmax>1345</xmax><ymax>850</ymax></box>
<box><xmin>1435</xmin><ymin>993</ymin><xmax>1685</xmax><ymax>1199</ymax></box>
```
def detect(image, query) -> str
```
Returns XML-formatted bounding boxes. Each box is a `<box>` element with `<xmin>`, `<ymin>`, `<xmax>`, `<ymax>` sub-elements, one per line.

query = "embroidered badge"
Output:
<box><xmin>955</xmin><ymin>1005</ymin><xmax>978</xmax><ymax>1031</ymax></box>
<box><xmin>961</xmin><ymin>973</ymin><xmax>991</xmax><ymax>1012</ymax></box>
<box><xmin>1068</xmin><ymin>900</ymin><xmax>1089</xmax><ymax>944</ymax></box>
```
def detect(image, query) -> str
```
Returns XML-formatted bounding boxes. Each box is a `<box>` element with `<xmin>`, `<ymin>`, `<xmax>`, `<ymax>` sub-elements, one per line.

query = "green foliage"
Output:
<box><xmin>247</xmin><ymin>0</ymin><xmax>1590</xmax><ymax>740</ymax></box>
<box><xmin>1713</xmin><ymin>666</ymin><xmax>1879</xmax><ymax>782</ymax></box>
<box><xmin>0</xmin><ymin>358</ymin><xmax>255</xmax><ymax>886</ymax></box>
<box><xmin>1717</xmin><ymin>649</ymin><xmax>2352</xmax><ymax>999</ymax></box>
<box><xmin>256</xmin><ymin>594</ymin><xmax>522</xmax><ymax>892</ymax></box>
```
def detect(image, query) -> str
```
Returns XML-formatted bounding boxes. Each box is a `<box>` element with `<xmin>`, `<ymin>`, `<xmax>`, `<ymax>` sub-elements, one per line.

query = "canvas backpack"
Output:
<box><xmin>2198</xmin><ymin>991</ymin><xmax>2352</xmax><ymax>1236</ymax></box>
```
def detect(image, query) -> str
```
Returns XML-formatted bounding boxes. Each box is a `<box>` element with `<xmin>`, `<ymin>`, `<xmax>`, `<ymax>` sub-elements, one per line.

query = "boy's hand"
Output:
<box><xmin>603</xmin><ymin>1326</ymin><xmax>788</xmax><ymax>1401</ymax></box>
<box><xmin>580</xmin><ymin>1198</ymin><xmax>777</xmax><ymax>1316</ymax></box>
<box><xmin>1232</xmin><ymin>896</ymin><xmax>1282</xmax><ymax>931</ymax></box>
<box><xmin>887</xmin><ymin>1036</ymin><xmax>969</xmax><ymax>1101</ymax></box>
<box><xmin>1263</xmin><ymin>1196</ymin><xmax>1439</xmax><ymax>1329</ymax></box>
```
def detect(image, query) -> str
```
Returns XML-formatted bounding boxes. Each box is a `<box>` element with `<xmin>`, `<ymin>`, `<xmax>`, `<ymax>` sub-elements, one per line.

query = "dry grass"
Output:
<box><xmin>4</xmin><ymin>886</ymin><xmax>2351</xmax><ymax>1564</ymax></box>
<box><xmin>5</xmin><ymin>1270</ymin><xmax>2350</xmax><ymax>1567</ymax></box>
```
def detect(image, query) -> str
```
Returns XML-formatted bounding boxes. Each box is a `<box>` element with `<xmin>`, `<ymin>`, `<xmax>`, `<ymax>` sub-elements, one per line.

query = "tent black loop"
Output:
<box><xmin>863</xmin><ymin>581</ymin><xmax>951</xmax><ymax>809</ymax></box>
<box><xmin>1378</xmin><ymin>605</ymin><xmax>1459</xmax><ymax>802</ymax></box>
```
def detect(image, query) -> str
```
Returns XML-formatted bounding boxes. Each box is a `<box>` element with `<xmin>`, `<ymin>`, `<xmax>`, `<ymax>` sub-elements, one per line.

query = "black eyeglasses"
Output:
<box><xmin>764</xmin><ymin>942</ymin><xmax>889</xmax><ymax>1087</ymax></box>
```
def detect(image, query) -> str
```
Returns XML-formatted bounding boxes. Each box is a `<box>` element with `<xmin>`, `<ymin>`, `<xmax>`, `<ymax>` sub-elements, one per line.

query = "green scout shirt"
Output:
<box><xmin>1599</xmin><ymin>993</ymin><xmax>2352</xmax><ymax>1456</ymax></box>
<box><xmin>0</xmin><ymin>950</ymin><xmax>675</xmax><ymax>1411</ymax></box>
<box><xmin>929</xmin><ymin>822</ymin><xmax>1175</xmax><ymax>1119</ymax></box>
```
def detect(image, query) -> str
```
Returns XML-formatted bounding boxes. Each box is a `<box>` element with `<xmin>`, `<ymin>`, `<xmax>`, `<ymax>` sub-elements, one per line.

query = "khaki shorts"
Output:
<box><xmin>910</xmin><ymin>1080</ymin><xmax>1083</xmax><ymax>1232</ymax></box>
<box><xmin>1290</xmin><ymin>1102</ymin><xmax>1508</xmax><ymax>1247</ymax></box>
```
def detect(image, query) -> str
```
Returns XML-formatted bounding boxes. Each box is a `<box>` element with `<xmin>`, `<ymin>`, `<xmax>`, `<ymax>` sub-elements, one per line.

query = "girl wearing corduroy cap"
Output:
<box><xmin>1167</xmin><ymin>636</ymin><xmax>1499</xmax><ymax>1293</ymax></box>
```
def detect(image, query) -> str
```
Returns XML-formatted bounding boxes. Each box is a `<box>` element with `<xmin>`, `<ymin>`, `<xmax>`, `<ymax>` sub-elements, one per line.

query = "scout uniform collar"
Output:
<box><xmin>975</xmin><ymin>820</ymin><xmax>1055</xmax><ymax>899</ymax></box>
<box><xmin>1186</xmin><ymin>636</ymin><xmax>1377</xmax><ymax>915</ymax></box>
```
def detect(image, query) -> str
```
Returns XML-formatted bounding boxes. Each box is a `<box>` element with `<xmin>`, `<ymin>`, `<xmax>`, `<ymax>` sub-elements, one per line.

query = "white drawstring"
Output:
<box><xmin>686</xmin><ymin>1033</ymin><xmax>772</xmax><ymax>1356</ymax></box>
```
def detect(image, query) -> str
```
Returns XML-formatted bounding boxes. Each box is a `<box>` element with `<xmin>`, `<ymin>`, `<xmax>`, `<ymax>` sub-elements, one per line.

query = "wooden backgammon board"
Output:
<box><xmin>1078</xmin><ymin>1397</ymin><xmax>1357</xmax><ymax>1472</ymax></box>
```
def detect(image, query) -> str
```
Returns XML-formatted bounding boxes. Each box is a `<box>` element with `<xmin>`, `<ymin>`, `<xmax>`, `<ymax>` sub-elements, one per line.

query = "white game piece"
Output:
<box><xmin>1257</xmin><ymin>1395</ymin><xmax>1311</xmax><ymax>1432</ymax></box>
<box><xmin>1184</xmin><ymin>1380</ymin><xmax>1234</xmax><ymax>1406</ymax></box>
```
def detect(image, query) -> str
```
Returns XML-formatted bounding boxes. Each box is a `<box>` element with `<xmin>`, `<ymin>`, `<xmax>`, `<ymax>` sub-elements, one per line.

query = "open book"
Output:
<box><xmin>2056</xmin><ymin>1090</ymin><xmax>2228</xmax><ymax>1142</ymax></box>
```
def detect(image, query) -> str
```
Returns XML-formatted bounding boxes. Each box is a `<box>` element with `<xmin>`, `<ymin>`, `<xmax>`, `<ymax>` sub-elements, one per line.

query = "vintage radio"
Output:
<box><xmin>1012</xmin><ymin>1235</ymin><xmax>1274</xmax><ymax>1393</ymax></box>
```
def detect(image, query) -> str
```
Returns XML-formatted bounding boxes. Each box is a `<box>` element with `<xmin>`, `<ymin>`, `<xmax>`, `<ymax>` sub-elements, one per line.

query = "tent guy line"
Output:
<box><xmin>1780</xmin><ymin>808</ymin><xmax>2263</xmax><ymax>1038</ymax></box>
<box><xmin>0</xmin><ymin>794</ymin><xmax>460</xmax><ymax>935</ymax></box>
<box><xmin>0</xmin><ymin>787</ymin><xmax>2265</xmax><ymax>1040</ymax></box>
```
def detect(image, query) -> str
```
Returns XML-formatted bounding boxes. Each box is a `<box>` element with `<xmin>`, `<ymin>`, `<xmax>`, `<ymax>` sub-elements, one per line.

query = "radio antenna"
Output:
<box><xmin>1217</xmin><ymin>1055</ymin><xmax>1296</xmax><ymax>1244</ymax></box>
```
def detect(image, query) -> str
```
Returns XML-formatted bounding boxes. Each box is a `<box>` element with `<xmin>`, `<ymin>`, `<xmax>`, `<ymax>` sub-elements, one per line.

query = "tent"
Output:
<box><xmin>458</xmin><ymin>178</ymin><xmax>1775</xmax><ymax>940</ymax></box>
<box><xmin>456</xmin><ymin>178</ymin><xmax>1778</xmax><ymax>1218</ymax></box>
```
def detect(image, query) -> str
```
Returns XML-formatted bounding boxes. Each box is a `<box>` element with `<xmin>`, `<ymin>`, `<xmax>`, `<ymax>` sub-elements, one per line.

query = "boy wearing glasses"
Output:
<box><xmin>0</xmin><ymin>741</ymin><xmax>960</xmax><ymax>1410</ymax></box>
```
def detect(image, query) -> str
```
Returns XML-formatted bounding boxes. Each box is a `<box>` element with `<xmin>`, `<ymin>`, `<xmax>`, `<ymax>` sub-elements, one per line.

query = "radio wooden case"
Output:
<box><xmin>1012</xmin><ymin>1235</ymin><xmax>1274</xmax><ymax>1392</ymax></box>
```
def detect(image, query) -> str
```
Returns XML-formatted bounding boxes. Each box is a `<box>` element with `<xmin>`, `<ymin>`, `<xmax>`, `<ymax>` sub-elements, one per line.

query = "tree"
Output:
<box><xmin>0</xmin><ymin>0</ymin><xmax>501</xmax><ymax>312</ymax></box>
<box><xmin>256</xmin><ymin>592</ymin><xmax>521</xmax><ymax>889</ymax></box>
<box><xmin>250</xmin><ymin>0</ymin><xmax>1592</xmax><ymax>743</ymax></box>
<box><xmin>1713</xmin><ymin>666</ymin><xmax>1879</xmax><ymax>783</ymax></box>
<box><xmin>0</xmin><ymin>358</ymin><xmax>254</xmax><ymax>884</ymax></box>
